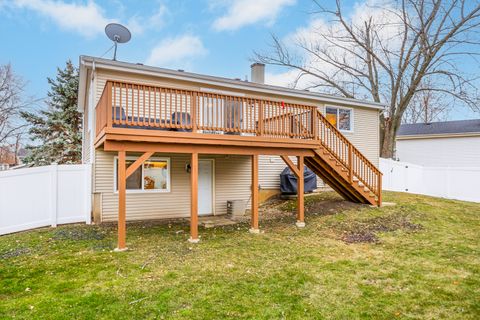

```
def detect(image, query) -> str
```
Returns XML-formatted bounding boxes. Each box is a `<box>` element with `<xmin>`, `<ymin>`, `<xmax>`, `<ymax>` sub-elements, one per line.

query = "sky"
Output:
<box><xmin>0</xmin><ymin>0</ymin><xmax>478</xmax><ymax>120</ymax></box>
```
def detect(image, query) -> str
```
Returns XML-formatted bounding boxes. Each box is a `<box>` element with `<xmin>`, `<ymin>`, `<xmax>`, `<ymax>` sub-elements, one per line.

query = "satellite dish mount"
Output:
<box><xmin>105</xmin><ymin>23</ymin><xmax>131</xmax><ymax>61</ymax></box>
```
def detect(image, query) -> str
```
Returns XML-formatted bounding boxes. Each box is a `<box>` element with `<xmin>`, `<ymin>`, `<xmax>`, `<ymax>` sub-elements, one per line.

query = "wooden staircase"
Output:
<box><xmin>306</xmin><ymin>110</ymin><xmax>382</xmax><ymax>206</ymax></box>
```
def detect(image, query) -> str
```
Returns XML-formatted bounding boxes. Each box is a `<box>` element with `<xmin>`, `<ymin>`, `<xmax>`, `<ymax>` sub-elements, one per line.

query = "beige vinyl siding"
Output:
<box><xmin>94</xmin><ymin>150</ymin><xmax>251</xmax><ymax>222</ymax></box>
<box><xmin>213</xmin><ymin>155</ymin><xmax>252</xmax><ymax>215</ymax></box>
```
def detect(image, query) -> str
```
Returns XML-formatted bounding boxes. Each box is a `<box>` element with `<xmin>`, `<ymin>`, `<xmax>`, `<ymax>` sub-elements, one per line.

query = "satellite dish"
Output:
<box><xmin>105</xmin><ymin>23</ymin><xmax>131</xmax><ymax>61</ymax></box>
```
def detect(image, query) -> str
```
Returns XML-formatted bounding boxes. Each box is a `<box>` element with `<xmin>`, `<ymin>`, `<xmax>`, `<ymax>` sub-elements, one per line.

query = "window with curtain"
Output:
<box><xmin>115</xmin><ymin>157</ymin><xmax>170</xmax><ymax>192</ymax></box>
<box><xmin>325</xmin><ymin>106</ymin><xmax>353</xmax><ymax>132</ymax></box>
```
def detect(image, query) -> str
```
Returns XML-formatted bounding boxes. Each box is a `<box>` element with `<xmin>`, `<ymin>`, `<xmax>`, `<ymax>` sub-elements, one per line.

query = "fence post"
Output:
<box><xmin>50</xmin><ymin>163</ymin><xmax>58</xmax><ymax>227</ymax></box>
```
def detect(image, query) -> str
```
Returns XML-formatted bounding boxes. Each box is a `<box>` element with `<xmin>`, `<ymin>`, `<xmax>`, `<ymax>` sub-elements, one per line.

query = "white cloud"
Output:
<box><xmin>145</xmin><ymin>35</ymin><xmax>208</xmax><ymax>68</ymax></box>
<box><xmin>127</xmin><ymin>4</ymin><xmax>169</xmax><ymax>35</ymax></box>
<box><xmin>212</xmin><ymin>0</ymin><xmax>296</xmax><ymax>31</ymax></box>
<box><xmin>12</xmin><ymin>0</ymin><xmax>112</xmax><ymax>38</ymax></box>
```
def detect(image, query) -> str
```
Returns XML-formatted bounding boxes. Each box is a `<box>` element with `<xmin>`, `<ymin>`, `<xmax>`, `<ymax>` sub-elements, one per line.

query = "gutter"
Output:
<box><xmin>397</xmin><ymin>132</ymin><xmax>480</xmax><ymax>140</ymax></box>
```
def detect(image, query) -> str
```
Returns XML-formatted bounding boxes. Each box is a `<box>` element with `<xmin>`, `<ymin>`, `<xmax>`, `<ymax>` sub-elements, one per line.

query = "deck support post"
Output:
<box><xmin>115</xmin><ymin>150</ymin><xmax>128</xmax><ymax>251</ymax></box>
<box><xmin>189</xmin><ymin>152</ymin><xmax>199</xmax><ymax>243</ymax></box>
<box><xmin>296</xmin><ymin>155</ymin><xmax>305</xmax><ymax>228</ymax></box>
<box><xmin>249</xmin><ymin>154</ymin><xmax>260</xmax><ymax>233</ymax></box>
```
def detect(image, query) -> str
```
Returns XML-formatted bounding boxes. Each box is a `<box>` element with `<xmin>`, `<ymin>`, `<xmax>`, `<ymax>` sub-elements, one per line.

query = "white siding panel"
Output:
<box><xmin>396</xmin><ymin>136</ymin><xmax>480</xmax><ymax>167</ymax></box>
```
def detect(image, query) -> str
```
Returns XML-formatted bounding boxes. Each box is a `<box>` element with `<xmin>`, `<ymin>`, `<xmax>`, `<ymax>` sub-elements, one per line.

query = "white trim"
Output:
<box><xmin>113</xmin><ymin>156</ymin><xmax>171</xmax><ymax>193</ymax></box>
<box><xmin>325</xmin><ymin>105</ymin><xmax>354</xmax><ymax>133</ymax></box>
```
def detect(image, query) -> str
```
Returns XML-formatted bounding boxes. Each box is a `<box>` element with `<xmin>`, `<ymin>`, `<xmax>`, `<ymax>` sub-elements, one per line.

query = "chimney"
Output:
<box><xmin>251</xmin><ymin>63</ymin><xmax>265</xmax><ymax>84</ymax></box>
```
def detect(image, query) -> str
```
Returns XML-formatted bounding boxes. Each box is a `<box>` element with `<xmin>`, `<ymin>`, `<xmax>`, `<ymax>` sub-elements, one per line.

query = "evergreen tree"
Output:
<box><xmin>21</xmin><ymin>61</ymin><xmax>81</xmax><ymax>166</ymax></box>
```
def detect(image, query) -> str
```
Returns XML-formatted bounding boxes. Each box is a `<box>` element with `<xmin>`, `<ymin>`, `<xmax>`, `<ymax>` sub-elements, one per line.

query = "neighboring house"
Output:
<box><xmin>0</xmin><ymin>146</ymin><xmax>18</xmax><ymax>171</ymax></box>
<box><xmin>396</xmin><ymin>119</ymin><xmax>480</xmax><ymax>167</ymax></box>
<box><xmin>77</xmin><ymin>56</ymin><xmax>383</xmax><ymax>249</ymax></box>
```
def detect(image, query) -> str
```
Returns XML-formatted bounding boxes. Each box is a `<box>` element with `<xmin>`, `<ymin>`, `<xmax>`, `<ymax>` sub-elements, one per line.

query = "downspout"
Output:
<box><xmin>88</xmin><ymin>59</ymin><xmax>96</xmax><ymax>163</ymax></box>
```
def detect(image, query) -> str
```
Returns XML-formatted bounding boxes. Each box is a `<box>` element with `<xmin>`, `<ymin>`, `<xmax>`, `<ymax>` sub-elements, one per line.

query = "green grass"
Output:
<box><xmin>1</xmin><ymin>192</ymin><xmax>479</xmax><ymax>319</ymax></box>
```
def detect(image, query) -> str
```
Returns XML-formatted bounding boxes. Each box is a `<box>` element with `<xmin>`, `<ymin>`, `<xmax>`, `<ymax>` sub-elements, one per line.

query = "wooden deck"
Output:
<box><xmin>93</xmin><ymin>80</ymin><xmax>382</xmax><ymax>250</ymax></box>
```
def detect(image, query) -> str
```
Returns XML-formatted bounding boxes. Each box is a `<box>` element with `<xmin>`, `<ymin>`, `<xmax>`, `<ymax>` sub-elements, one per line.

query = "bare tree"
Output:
<box><xmin>0</xmin><ymin>64</ymin><xmax>28</xmax><ymax>147</ymax></box>
<box><xmin>254</xmin><ymin>0</ymin><xmax>480</xmax><ymax>158</ymax></box>
<box><xmin>403</xmin><ymin>79</ymin><xmax>450</xmax><ymax>123</ymax></box>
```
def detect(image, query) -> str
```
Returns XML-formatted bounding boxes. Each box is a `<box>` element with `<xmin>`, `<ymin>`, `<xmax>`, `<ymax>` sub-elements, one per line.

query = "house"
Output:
<box><xmin>0</xmin><ymin>146</ymin><xmax>18</xmax><ymax>171</ymax></box>
<box><xmin>396</xmin><ymin>119</ymin><xmax>480</xmax><ymax>166</ymax></box>
<box><xmin>77</xmin><ymin>56</ymin><xmax>383</xmax><ymax>250</ymax></box>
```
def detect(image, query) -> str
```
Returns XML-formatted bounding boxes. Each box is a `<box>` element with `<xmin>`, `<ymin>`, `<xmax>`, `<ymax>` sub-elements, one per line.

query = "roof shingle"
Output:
<box><xmin>398</xmin><ymin>119</ymin><xmax>480</xmax><ymax>136</ymax></box>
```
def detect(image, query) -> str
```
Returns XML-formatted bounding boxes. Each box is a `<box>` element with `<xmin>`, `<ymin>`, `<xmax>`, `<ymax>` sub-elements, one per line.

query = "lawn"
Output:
<box><xmin>1</xmin><ymin>192</ymin><xmax>479</xmax><ymax>319</ymax></box>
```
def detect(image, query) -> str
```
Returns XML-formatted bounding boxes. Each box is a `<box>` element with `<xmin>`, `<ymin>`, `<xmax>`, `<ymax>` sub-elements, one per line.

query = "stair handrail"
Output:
<box><xmin>315</xmin><ymin>110</ymin><xmax>382</xmax><ymax>202</ymax></box>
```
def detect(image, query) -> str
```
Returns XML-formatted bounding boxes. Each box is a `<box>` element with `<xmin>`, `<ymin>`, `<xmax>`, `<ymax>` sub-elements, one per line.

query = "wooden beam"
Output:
<box><xmin>126</xmin><ymin>151</ymin><xmax>154</xmax><ymax>179</ymax></box>
<box><xmin>296</xmin><ymin>156</ymin><xmax>305</xmax><ymax>226</ymax></box>
<box><xmin>103</xmin><ymin>140</ymin><xmax>315</xmax><ymax>157</ymax></box>
<box><xmin>104</xmin><ymin>127</ymin><xmax>319</xmax><ymax>149</ymax></box>
<box><xmin>250</xmin><ymin>154</ymin><xmax>259</xmax><ymax>232</ymax></box>
<box><xmin>189</xmin><ymin>152</ymin><xmax>199</xmax><ymax>243</ymax></box>
<box><xmin>280</xmin><ymin>155</ymin><xmax>300</xmax><ymax>177</ymax></box>
<box><xmin>116</xmin><ymin>150</ymin><xmax>127</xmax><ymax>251</ymax></box>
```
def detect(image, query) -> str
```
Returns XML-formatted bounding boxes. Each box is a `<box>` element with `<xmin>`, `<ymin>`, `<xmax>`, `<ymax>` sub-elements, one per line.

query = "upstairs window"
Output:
<box><xmin>325</xmin><ymin>106</ymin><xmax>353</xmax><ymax>132</ymax></box>
<box><xmin>114</xmin><ymin>157</ymin><xmax>170</xmax><ymax>192</ymax></box>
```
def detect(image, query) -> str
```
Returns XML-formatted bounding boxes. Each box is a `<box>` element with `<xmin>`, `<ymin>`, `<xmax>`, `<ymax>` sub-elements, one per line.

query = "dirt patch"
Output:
<box><xmin>306</xmin><ymin>199</ymin><xmax>364</xmax><ymax>216</ymax></box>
<box><xmin>336</xmin><ymin>213</ymin><xmax>423</xmax><ymax>244</ymax></box>
<box><xmin>0</xmin><ymin>247</ymin><xmax>31</xmax><ymax>260</ymax></box>
<box><xmin>52</xmin><ymin>227</ymin><xmax>107</xmax><ymax>241</ymax></box>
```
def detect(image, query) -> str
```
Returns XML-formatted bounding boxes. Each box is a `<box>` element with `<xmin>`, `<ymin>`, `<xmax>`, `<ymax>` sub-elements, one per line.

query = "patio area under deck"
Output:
<box><xmin>104</xmin><ymin>140</ymin><xmax>310</xmax><ymax>251</ymax></box>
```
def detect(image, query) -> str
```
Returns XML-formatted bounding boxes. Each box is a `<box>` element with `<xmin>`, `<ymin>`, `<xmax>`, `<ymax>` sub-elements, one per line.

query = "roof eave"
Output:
<box><xmin>397</xmin><ymin>132</ymin><xmax>480</xmax><ymax>140</ymax></box>
<box><xmin>79</xmin><ymin>55</ymin><xmax>386</xmax><ymax>110</ymax></box>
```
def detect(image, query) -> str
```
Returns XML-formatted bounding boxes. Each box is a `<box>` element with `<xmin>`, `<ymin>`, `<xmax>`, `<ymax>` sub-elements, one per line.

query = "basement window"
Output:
<box><xmin>114</xmin><ymin>156</ymin><xmax>171</xmax><ymax>193</ymax></box>
<box><xmin>325</xmin><ymin>106</ymin><xmax>354</xmax><ymax>132</ymax></box>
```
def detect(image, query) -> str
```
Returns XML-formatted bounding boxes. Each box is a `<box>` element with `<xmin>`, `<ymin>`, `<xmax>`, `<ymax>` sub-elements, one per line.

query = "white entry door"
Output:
<box><xmin>198</xmin><ymin>159</ymin><xmax>214</xmax><ymax>215</ymax></box>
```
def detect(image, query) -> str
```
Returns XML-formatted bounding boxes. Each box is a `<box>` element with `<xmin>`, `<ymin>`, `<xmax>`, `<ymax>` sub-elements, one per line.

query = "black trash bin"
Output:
<box><xmin>280</xmin><ymin>166</ymin><xmax>317</xmax><ymax>194</ymax></box>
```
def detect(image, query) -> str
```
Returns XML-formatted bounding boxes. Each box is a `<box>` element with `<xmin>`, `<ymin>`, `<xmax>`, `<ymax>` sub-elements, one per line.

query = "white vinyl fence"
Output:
<box><xmin>0</xmin><ymin>164</ymin><xmax>91</xmax><ymax>235</ymax></box>
<box><xmin>380</xmin><ymin>158</ymin><xmax>480</xmax><ymax>203</ymax></box>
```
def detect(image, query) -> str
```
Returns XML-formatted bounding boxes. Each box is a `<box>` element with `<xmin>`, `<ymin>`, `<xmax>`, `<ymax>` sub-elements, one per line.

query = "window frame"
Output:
<box><xmin>325</xmin><ymin>105</ymin><xmax>354</xmax><ymax>133</ymax></box>
<box><xmin>113</xmin><ymin>156</ymin><xmax>171</xmax><ymax>193</ymax></box>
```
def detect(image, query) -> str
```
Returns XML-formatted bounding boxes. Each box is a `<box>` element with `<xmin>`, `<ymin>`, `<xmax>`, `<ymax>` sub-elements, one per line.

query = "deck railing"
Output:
<box><xmin>95</xmin><ymin>80</ymin><xmax>381</xmax><ymax>202</ymax></box>
<box><xmin>96</xmin><ymin>80</ymin><xmax>316</xmax><ymax>139</ymax></box>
